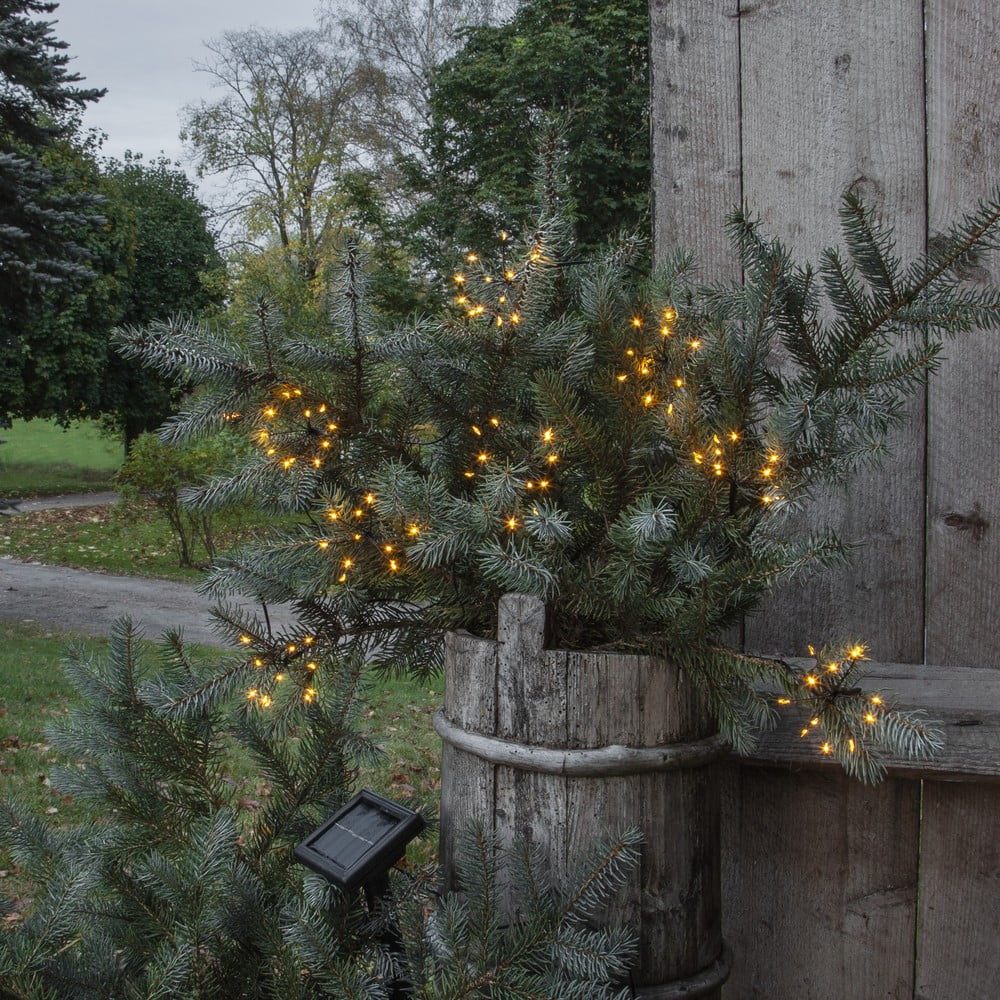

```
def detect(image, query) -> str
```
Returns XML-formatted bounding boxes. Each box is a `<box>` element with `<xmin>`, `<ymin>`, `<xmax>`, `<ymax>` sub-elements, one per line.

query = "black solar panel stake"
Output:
<box><xmin>294</xmin><ymin>789</ymin><xmax>426</xmax><ymax>998</ymax></box>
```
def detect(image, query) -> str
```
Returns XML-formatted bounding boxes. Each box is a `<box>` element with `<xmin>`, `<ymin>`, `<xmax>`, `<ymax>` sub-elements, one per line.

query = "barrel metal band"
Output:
<box><xmin>433</xmin><ymin>710</ymin><xmax>726</xmax><ymax>776</ymax></box>
<box><xmin>633</xmin><ymin>944</ymin><xmax>733</xmax><ymax>999</ymax></box>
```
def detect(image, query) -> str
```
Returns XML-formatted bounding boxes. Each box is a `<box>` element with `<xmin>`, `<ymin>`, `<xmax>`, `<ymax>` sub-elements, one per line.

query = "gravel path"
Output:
<box><xmin>0</xmin><ymin>558</ymin><xmax>299</xmax><ymax>647</ymax></box>
<box><xmin>0</xmin><ymin>493</ymin><xmax>297</xmax><ymax>646</ymax></box>
<box><xmin>12</xmin><ymin>491</ymin><xmax>120</xmax><ymax>513</ymax></box>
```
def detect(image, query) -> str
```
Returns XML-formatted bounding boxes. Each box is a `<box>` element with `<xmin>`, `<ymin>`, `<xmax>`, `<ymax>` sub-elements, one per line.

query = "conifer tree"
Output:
<box><xmin>6</xmin><ymin>162</ymin><xmax>1000</xmax><ymax>996</ymax></box>
<box><xmin>114</xmin><ymin>173</ymin><xmax>1000</xmax><ymax>781</ymax></box>
<box><xmin>1</xmin><ymin>623</ymin><xmax>639</xmax><ymax>997</ymax></box>
<box><xmin>0</xmin><ymin>1</ymin><xmax>104</xmax><ymax>326</ymax></box>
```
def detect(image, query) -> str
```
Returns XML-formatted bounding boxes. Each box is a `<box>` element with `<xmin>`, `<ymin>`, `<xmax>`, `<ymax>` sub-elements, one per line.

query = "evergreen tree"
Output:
<box><xmin>0</xmin><ymin>623</ymin><xmax>638</xmax><ymax>997</ymax></box>
<box><xmin>7</xmin><ymin>173</ymin><xmax>1000</xmax><ymax>995</ymax></box>
<box><xmin>113</xmin><ymin>176</ymin><xmax>1000</xmax><ymax>781</ymax></box>
<box><xmin>0</xmin><ymin>0</ymin><xmax>104</xmax><ymax>331</ymax></box>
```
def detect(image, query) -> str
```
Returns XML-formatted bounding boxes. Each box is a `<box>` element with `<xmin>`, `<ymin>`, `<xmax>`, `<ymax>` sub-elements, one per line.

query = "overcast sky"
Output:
<box><xmin>53</xmin><ymin>0</ymin><xmax>324</xmax><ymax>185</ymax></box>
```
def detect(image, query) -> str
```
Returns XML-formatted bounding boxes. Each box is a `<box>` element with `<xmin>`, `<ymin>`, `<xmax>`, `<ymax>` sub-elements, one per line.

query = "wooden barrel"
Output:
<box><xmin>436</xmin><ymin>594</ymin><xmax>730</xmax><ymax>997</ymax></box>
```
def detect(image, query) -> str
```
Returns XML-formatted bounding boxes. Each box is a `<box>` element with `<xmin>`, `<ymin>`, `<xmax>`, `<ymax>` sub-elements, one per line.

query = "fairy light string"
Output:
<box><xmin>234</xmin><ymin>227</ymin><xmax>914</xmax><ymax>773</ymax></box>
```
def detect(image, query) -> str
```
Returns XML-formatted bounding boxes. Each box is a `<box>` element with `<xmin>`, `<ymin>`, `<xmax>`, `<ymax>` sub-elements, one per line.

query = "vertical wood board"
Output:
<box><xmin>650</xmin><ymin>0</ymin><xmax>742</xmax><ymax>283</ymax></box>
<box><xmin>739</xmin><ymin>0</ymin><xmax>927</xmax><ymax>662</ymax></box>
<box><xmin>722</xmin><ymin>765</ymin><xmax>920</xmax><ymax>999</ymax></box>
<box><xmin>915</xmin><ymin>781</ymin><xmax>1000</xmax><ymax>999</ymax></box>
<box><xmin>439</xmin><ymin>630</ymin><xmax>497</xmax><ymax>885</ymax></box>
<box><xmin>924</xmin><ymin>0</ymin><xmax>1000</xmax><ymax>667</ymax></box>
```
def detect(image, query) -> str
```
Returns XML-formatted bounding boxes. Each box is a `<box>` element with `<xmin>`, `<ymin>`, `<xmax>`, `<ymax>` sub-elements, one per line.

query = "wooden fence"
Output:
<box><xmin>650</xmin><ymin>2</ymin><xmax>1000</xmax><ymax>996</ymax></box>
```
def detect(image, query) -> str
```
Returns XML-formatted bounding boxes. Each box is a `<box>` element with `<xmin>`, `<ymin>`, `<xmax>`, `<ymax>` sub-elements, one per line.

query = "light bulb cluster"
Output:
<box><xmin>692</xmin><ymin>430</ymin><xmax>742</xmax><ymax>479</ymax></box>
<box><xmin>614</xmin><ymin>307</ymin><xmax>792</xmax><ymax>507</ymax></box>
<box><xmin>451</xmin><ymin>231</ymin><xmax>548</xmax><ymax>329</ymax></box>
<box><xmin>775</xmin><ymin>643</ymin><xmax>885</xmax><ymax>759</ymax></box>
<box><xmin>252</xmin><ymin>386</ymin><xmax>341</xmax><ymax>473</ymax></box>
<box><xmin>315</xmin><ymin>491</ymin><xmax>417</xmax><ymax>584</ymax></box>
<box><xmin>461</xmin><ymin>422</ymin><xmax>564</xmax><ymax>535</ymax></box>
<box><xmin>615</xmin><ymin>308</ymin><xmax>716</xmax><ymax>450</ymax></box>
<box><xmin>243</xmin><ymin>632</ymin><xmax>323</xmax><ymax>710</ymax></box>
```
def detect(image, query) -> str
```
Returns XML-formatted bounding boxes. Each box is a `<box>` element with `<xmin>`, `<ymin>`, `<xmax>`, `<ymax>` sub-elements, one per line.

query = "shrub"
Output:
<box><xmin>115</xmin><ymin>430</ymin><xmax>250</xmax><ymax>567</ymax></box>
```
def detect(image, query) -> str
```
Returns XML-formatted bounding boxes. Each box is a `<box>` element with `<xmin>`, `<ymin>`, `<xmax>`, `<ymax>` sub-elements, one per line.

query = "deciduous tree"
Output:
<box><xmin>407</xmin><ymin>0</ymin><xmax>650</xmax><ymax>266</ymax></box>
<box><xmin>100</xmin><ymin>153</ymin><xmax>224</xmax><ymax>447</ymax></box>
<box><xmin>0</xmin><ymin>147</ymin><xmax>223</xmax><ymax>444</ymax></box>
<box><xmin>326</xmin><ymin>0</ymin><xmax>518</xmax><ymax>167</ymax></box>
<box><xmin>181</xmin><ymin>28</ymin><xmax>372</xmax><ymax>282</ymax></box>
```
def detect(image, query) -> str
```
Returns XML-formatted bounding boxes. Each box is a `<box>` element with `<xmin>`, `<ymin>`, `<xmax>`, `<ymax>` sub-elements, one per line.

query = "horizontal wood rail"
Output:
<box><xmin>741</xmin><ymin>660</ymin><xmax>1000</xmax><ymax>782</ymax></box>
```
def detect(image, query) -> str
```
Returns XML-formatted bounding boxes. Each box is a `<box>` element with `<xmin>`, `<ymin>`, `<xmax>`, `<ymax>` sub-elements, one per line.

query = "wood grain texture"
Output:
<box><xmin>915</xmin><ymin>781</ymin><xmax>1000</xmax><ymax>999</ymax></box>
<box><xmin>738</xmin><ymin>0</ymin><xmax>928</xmax><ymax>664</ymax></box>
<box><xmin>650</xmin><ymin>0</ymin><xmax>741</xmax><ymax>283</ymax></box>
<box><xmin>722</xmin><ymin>765</ymin><xmax>920</xmax><ymax>1000</ymax></box>
<box><xmin>439</xmin><ymin>629</ymin><xmax>497</xmax><ymax>888</ymax></box>
<box><xmin>924</xmin><ymin>0</ymin><xmax>1000</xmax><ymax>667</ymax></box>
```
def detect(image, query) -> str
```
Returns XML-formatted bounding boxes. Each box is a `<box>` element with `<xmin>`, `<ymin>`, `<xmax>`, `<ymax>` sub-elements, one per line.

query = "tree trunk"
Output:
<box><xmin>438</xmin><ymin>593</ymin><xmax>730</xmax><ymax>997</ymax></box>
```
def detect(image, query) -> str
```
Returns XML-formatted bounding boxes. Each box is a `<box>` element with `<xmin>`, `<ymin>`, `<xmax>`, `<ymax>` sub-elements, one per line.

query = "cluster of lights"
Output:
<box><xmin>692</xmin><ymin>431</ymin><xmax>741</xmax><ymax>479</ymax></box>
<box><xmin>615</xmin><ymin>306</ymin><xmax>704</xmax><ymax>421</ymax></box>
<box><xmin>254</xmin><ymin>388</ymin><xmax>342</xmax><ymax>473</ymax></box>
<box><xmin>244</xmin><ymin>633</ymin><xmax>324</xmax><ymax>709</ymax></box>
<box><xmin>314</xmin><ymin>493</ymin><xmax>417</xmax><ymax>583</ymax></box>
<box><xmin>758</xmin><ymin>451</ymin><xmax>785</xmax><ymax>505</ymax></box>
<box><xmin>462</xmin><ymin>423</ymin><xmax>565</xmax><ymax>530</ymax></box>
<box><xmin>617</xmin><ymin>345</ymin><xmax>656</xmax><ymax>384</ymax></box>
<box><xmin>776</xmin><ymin>644</ymin><xmax>884</xmax><ymax>758</ymax></box>
<box><xmin>451</xmin><ymin>233</ymin><xmax>546</xmax><ymax>328</ymax></box>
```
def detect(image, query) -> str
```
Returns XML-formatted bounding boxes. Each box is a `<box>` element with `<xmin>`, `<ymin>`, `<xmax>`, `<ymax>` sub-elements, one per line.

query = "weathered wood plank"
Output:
<box><xmin>650</xmin><ymin>0</ymin><xmax>741</xmax><ymax>283</ymax></box>
<box><xmin>493</xmin><ymin>595</ymin><xmax>568</xmax><ymax>914</ymax></box>
<box><xmin>741</xmin><ymin>660</ymin><xmax>1000</xmax><ymax>780</ymax></box>
<box><xmin>915</xmin><ymin>781</ymin><xmax>1000</xmax><ymax>999</ymax></box>
<box><xmin>563</xmin><ymin>652</ymin><xmax>643</xmax><ymax>974</ymax></box>
<box><xmin>739</xmin><ymin>0</ymin><xmax>927</xmax><ymax>663</ymax></box>
<box><xmin>722</xmin><ymin>765</ymin><xmax>920</xmax><ymax>999</ymax></box>
<box><xmin>563</xmin><ymin>646</ymin><xmax>722</xmax><ymax>992</ymax></box>
<box><xmin>924</xmin><ymin>0</ymin><xmax>1000</xmax><ymax>668</ymax></box>
<box><xmin>439</xmin><ymin>629</ymin><xmax>497</xmax><ymax>886</ymax></box>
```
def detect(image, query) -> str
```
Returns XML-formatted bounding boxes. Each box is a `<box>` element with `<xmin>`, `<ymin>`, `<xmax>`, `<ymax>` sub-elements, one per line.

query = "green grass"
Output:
<box><xmin>0</xmin><ymin>418</ymin><xmax>123</xmax><ymax>498</ymax></box>
<box><xmin>0</xmin><ymin>623</ymin><xmax>105</xmax><ymax>834</ymax></box>
<box><xmin>0</xmin><ymin>501</ymin><xmax>291</xmax><ymax>581</ymax></box>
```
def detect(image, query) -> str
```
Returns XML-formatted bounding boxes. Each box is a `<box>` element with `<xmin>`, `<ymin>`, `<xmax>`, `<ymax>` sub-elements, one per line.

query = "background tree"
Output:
<box><xmin>0</xmin><ymin>146</ymin><xmax>223</xmax><ymax>443</ymax></box>
<box><xmin>99</xmin><ymin>153</ymin><xmax>224</xmax><ymax>447</ymax></box>
<box><xmin>181</xmin><ymin>27</ymin><xmax>373</xmax><ymax>284</ymax></box>
<box><xmin>325</xmin><ymin>0</ymin><xmax>518</xmax><ymax>170</ymax></box>
<box><xmin>0</xmin><ymin>133</ymin><xmax>131</xmax><ymax>427</ymax></box>
<box><xmin>404</xmin><ymin>0</ymin><xmax>650</xmax><ymax>271</ymax></box>
<box><xmin>0</xmin><ymin>0</ymin><xmax>104</xmax><ymax>398</ymax></box>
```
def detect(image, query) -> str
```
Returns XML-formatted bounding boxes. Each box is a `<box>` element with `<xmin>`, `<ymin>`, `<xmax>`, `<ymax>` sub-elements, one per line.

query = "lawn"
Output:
<box><xmin>0</xmin><ymin>419</ymin><xmax>123</xmax><ymax>498</ymax></box>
